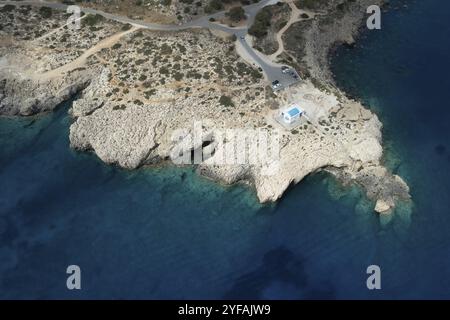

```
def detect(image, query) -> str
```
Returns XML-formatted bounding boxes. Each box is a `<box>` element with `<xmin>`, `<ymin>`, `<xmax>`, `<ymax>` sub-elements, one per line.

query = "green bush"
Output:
<box><xmin>39</xmin><ymin>6</ymin><xmax>52</xmax><ymax>18</ymax></box>
<box><xmin>226</xmin><ymin>6</ymin><xmax>246</xmax><ymax>22</ymax></box>
<box><xmin>83</xmin><ymin>14</ymin><xmax>104</xmax><ymax>26</ymax></box>
<box><xmin>121</xmin><ymin>23</ymin><xmax>133</xmax><ymax>31</ymax></box>
<box><xmin>160</xmin><ymin>43</ymin><xmax>172</xmax><ymax>55</ymax></box>
<box><xmin>173</xmin><ymin>72</ymin><xmax>184</xmax><ymax>81</ymax></box>
<box><xmin>219</xmin><ymin>95</ymin><xmax>234</xmax><ymax>107</ymax></box>
<box><xmin>295</xmin><ymin>0</ymin><xmax>328</xmax><ymax>10</ymax></box>
<box><xmin>1</xmin><ymin>4</ymin><xmax>15</xmax><ymax>12</ymax></box>
<box><xmin>205</xmin><ymin>0</ymin><xmax>224</xmax><ymax>14</ymax></box>
<box><xmin>248</xmin><ymin>7</ymin><xmax>272</xmax><ymax>38</ymax></box>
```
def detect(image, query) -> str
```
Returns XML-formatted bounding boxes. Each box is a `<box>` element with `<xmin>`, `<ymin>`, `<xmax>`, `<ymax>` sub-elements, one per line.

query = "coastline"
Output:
<box><xmin>4</xmin><ymin>0</ymin><xmax>450</xmax><ymax>300</ymax></box>
<box><xmin>325</xmin><ymin>0</ymin><xmax>415</xmax><ymax>214</ymax></box>
<box><xmin>0</xmin><ymin>0</ymin><xmax>411</xmax><ymax>214</ymax></box>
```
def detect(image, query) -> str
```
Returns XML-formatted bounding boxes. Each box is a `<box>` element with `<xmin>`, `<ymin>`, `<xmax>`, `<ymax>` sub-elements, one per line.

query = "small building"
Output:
<box><xmin>281</xmin><ymin>105</ymin><xmax>303</xmax><ymax>124</ymax></box>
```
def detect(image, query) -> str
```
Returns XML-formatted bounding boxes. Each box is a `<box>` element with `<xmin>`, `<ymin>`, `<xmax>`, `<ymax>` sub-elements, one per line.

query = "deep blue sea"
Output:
<box><xmin>1</xmin><ymin>0</ymin><xmax>450</xmax><ymax>299</ymax></box>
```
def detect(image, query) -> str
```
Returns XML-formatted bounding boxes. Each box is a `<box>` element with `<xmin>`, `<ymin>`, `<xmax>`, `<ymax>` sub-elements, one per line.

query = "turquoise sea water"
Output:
<box><xmin>1</xmin><ymin>0</ymin><xmax>449</xmax><ymax>299</ymax></box>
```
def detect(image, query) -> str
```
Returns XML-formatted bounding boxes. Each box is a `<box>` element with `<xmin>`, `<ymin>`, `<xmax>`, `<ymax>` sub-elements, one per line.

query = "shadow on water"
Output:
<box><xmin>223</xmin><ymin>246</ymin><xmax>335</xmax><ymax>300</ymax></box>
<box><xmin>3</xmin><ymin>0</ymin><xmax>449</xmax><ymax>296</ymax></box>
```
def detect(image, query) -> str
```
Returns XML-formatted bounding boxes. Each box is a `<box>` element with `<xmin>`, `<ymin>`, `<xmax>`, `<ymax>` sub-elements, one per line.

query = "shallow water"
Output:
<box><xmin>1</xmin><ymin>0</ymin><xmax>449</xmax><ymax>299</ymax></box>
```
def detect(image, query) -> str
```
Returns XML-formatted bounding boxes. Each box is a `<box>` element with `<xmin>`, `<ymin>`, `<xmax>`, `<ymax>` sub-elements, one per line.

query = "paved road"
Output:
<box><xmin>236</xmin><ymin>33</ymin><xmax>299</xmax><ymax>90</ymax></box>
<box><xmin>0</xmin><ymin>0</ymin><xmax>300</xmax><ymax>89</ymax></box>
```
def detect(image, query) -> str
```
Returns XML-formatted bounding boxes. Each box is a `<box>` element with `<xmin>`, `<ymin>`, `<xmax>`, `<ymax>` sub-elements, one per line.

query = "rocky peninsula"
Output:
<box><xmin>0</xmin><ymin>0</ymin><xmax>411</xmax><ymax>214</ymax></box>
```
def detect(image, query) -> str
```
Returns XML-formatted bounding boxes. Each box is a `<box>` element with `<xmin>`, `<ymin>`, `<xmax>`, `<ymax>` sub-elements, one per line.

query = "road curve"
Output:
<box><xmin>0</xmin><ymin>0</ymin><xmax>297</xmax><ymax>86</ymax></box>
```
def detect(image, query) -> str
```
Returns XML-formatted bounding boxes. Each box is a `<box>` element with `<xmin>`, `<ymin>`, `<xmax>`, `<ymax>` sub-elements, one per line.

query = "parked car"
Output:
<box><xmin>271</xmin><ymin>80</ymin><xmax>282</xmax><ymax>90</ymax></box>
<box><xmin>281</xmin><ymin>66</ymin><xmax>290</xmax><ymax>74</ymax></box>
<box><xmin>288</xmin><ymin>70</ymin><xmax>299</xmax><ymax>80</ymax></box>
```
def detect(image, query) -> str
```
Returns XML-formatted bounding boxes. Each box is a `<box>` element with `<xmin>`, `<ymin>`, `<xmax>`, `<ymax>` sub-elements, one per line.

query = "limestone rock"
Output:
<box><xmin>375</xmin><ymin>199</ymin><xmax>393</xmax><ymax>214</ymax></box>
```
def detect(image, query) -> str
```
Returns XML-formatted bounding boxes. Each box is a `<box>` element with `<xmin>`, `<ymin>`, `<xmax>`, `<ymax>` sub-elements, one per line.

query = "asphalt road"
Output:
<box><xmin>0</xmin><ymin>0</ymin><xmax>300</xmax><ymax>90</ymax></box>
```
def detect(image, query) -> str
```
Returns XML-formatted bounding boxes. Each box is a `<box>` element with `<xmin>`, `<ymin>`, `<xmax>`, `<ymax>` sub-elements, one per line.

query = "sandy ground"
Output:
<box><xmin>40</xmin><ymin>26</ymin><xmax>140</xmax><ymax>80</ymax></box>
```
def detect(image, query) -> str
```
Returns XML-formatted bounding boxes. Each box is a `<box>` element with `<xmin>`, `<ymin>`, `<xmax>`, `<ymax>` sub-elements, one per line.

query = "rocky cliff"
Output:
<box><xmin>0</xmin><ymin>1</ymin><xmax>410</xmax><ymax>214</ymax></box>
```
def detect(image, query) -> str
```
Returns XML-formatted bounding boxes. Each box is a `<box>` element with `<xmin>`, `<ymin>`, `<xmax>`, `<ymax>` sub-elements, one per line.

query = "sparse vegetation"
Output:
<box><xmin>0</xmin><ymin>5</ymin><xmax>266</xmax><ymax>128</ymax></box>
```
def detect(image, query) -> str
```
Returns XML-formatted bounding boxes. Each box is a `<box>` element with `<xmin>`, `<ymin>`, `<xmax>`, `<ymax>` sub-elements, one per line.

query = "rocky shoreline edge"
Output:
<box><xmin>0</xmin><ymin>0</ymin><xmax>411</xmax><ymax>214</ymax></box>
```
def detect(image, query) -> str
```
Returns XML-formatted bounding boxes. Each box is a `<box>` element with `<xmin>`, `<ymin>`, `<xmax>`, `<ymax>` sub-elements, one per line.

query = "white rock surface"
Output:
<box><xmin>67</xmin><ymin>70</ymin><xmax>410</xmax><ymax>213</ymax></box>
